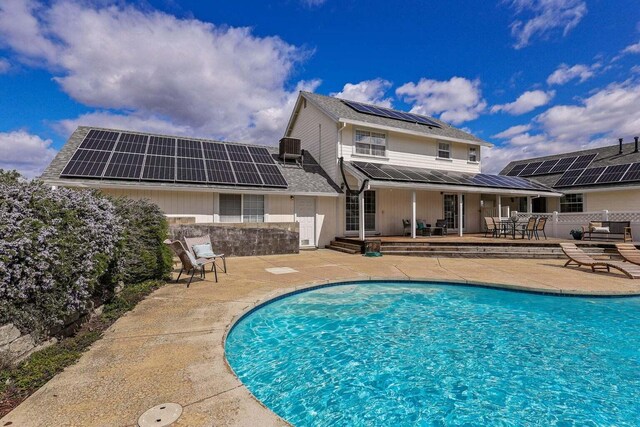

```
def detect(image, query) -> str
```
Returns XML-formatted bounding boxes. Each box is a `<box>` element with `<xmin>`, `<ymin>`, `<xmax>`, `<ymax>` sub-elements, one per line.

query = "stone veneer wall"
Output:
<box><xmin>170</xmin><ymin>222</ymin><xmax>299</xmax><ymax>256</ymax></box>
<box><xmin>0</xmin><ymin>324</ymin><xmax>57</xmax><ymax>366</ymax></box>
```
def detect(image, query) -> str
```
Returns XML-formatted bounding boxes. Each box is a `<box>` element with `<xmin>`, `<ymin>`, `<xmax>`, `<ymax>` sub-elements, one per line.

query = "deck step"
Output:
<box><xmin>325</xmin><ymin>244</ymin><xmax>359</xmax><ymax>254</ymax></box>
<box><xmin>329</xmin><ymin>240</ymin><xmax>362</xmax><ymax>251</ymax></box>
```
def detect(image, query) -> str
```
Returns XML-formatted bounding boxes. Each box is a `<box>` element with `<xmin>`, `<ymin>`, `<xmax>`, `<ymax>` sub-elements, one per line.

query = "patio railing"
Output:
<box><xmin>510</xmin><ymin>210</ymin><xmax>640</xmax><ymax>239</ymax></box>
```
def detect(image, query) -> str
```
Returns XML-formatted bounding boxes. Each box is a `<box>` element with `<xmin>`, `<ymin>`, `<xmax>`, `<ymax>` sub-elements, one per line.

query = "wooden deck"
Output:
<box><xmin>340</xmin><ymin>234</ymin><xmax>592</xmax><ymax>246</ymax></box>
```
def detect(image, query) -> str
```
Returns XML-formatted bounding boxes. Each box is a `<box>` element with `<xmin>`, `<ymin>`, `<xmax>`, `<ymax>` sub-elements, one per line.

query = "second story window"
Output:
<box><xmin>355</xmin><ymin>130</ymin><xmax>386</xmax><ymax>157</ymax></box>
<box><xmin>468</xmin><ymin>147</ymin><xmax>478</xmax><ymax>162</ymax></box>
<box><xmin>438</xmin><ymin>142</ymin><xmax>450</xmax><ymax>159</ymax></box>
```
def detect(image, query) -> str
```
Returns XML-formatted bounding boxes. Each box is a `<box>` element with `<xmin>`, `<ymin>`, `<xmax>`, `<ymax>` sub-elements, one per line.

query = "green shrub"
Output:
<box><xmin>110</xmin><ymin>197</ymin><xmax>173</xmax><ymax>284</ymax></box>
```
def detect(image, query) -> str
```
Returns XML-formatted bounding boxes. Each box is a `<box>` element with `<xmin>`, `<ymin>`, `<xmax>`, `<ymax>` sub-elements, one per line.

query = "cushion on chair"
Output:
<box><xmin>185</xmin><ymin>251</ymin><xmax>199</xmax><ymax>266</ymax></box>
<box><xmin>592</xmin><ymin>226</ymin><xmax>610</xmax><ymax>233</ymax></box>
<box><xmin>192</xmin><ymin>243</ymin><xmax>216</xmax><ymax>258</ymax></box>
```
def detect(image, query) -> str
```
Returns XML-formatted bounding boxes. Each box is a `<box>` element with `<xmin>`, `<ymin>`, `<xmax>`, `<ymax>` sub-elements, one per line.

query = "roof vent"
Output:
<box><xmin>279</xmin><ymin>137</ymin><xmax>302</xmax><ymax>160</ymax></box>
<box><xmin>619</xmin><ymin>137</ymin><xmax>623</xmax><ymax>155</ymax></box>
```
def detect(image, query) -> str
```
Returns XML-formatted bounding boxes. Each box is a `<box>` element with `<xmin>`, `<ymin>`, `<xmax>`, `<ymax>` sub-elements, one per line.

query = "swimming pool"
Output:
<box><xmin>225</xmin><ymin>281</ymin><xmax>640</xmax><ymax>426</ymax></box>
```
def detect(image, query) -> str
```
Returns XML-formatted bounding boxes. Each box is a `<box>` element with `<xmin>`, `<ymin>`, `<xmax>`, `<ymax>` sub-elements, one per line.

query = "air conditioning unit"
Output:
<box><xmin>279</xmin><ymin>137</ymin><xmax>302</xmax><ymax>161</ymax></box>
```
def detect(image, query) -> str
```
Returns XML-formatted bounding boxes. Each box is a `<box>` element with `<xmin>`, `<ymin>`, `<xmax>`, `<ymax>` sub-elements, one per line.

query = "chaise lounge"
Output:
<box><xmin>559</xmin><ymin>243</ymin><xmax>640</xmax><ymax>279</ymax></box>
<box><xmin>615</xmin><ymin>243</ymin><xmax>640</xmax><ymax>266</ymax></box>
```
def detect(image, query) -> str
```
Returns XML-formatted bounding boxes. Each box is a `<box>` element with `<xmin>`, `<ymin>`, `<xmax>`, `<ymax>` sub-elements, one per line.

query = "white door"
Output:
<box><xmin>295</xmin><ymin>196</ymin><xmax>316</xmax><ymax>247</ymax></box>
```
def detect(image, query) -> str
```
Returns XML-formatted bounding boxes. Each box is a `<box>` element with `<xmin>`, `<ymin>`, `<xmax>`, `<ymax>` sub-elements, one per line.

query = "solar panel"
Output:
<box><xmin>78</xmin><ymin>129</ymin><xmax>120</xmax><ymax>151</ymax></box>
<box><xmin>231</xmin><ymin>161</ymin><xmax>263</xmax><ymax>185</ymax></box>
<box><xmin>378</xmin><ymin>164</ymin><xmax>413</xmax><ymax>180</ymax></box>
<box><xmin>226</xmin><ymin>144</ymin><xmax>253</xmax><ymax>162</ymax></box>
<box><xmin>596</xmin><ymin>164</ymin><xmax>631</xmax><ymax>184</ymax></box>
<box><xmin>568</xmin><ymin>154</ymin><xmax>597</xmax><ymax>170</ymax></box>
<box><xmin>256</xmin><ymin>163</ymin><xmax>288</xmax><ymax>187</ymax></box>
<box><xmin>203</xmin><ymin>142</ymin><xmax>229</xmax><ymax>161</ymax></box>
<box><xmin>343</xmin><ymin>100</ymin><xmax>441</xmax><ymax>128</ymax></box>
<box><xmin>505</xmin><ymin>163</ymin><xmax>527</xmax><ymax>176</ymax></box>
<box><xmin>177</xmin><ymin>139</ymin><xmax>202</xmax><ymax>158</ymax></box>
<box><xmin>554</xmin><ymin>169</ymin><xmax>584</xmax><ymax>187</ymax></box>
<box><xmin>532</xmin><ymin>159</ymin><xmax>559</xmax><ymax>175</ymax></box>
<box><xmin>248</xmin><ymin>146</ymin><xmax>275</xmax><ymax>164</ymax></box>
<box><xmin>549</xmin><ymin>157</ymin><xmax>578</xmax><ymax>174</ymax></box>
<box><xmin>114</xmin><ymin>133</ymin><xmax>148</xmax><ymax>154</ymax></box>
<box><xmin>142</xmin><ymin>155</ymin><xmax>175</xmax><ymax>181</ymax></box>
<box><xmin>61</xmin><ymin>149</ymin><xmax>112</xmax><ymax>177</ymax></box>
<box><xmin>204</xmin><ymin>159</ymin><xmax>235</xmax><ymax>184</ymax></box>
<box><xmin>573</xmin><ymin>166</ymin><xmax>606</xmax><ymax>186</ymax></box>
<box><xmin>353</xmin><ymin>162</ymin><xmax>392</xmax><ymax>180</ymax></box>
<box><xmin>103</xmin><ymin>152</ymin><xmax>145</xmax><ymax>179</ymax></box>
<box><xmin>176</xmin><ymin>157</ymin><xmax>207</xmax><ymax>182</ymax></box>
<box><xmin>147</xmin><ymin>136</ymin><xmax>175</xmax><ymax>156</ymax></box>
<box><xmin>519</xmin><ymin>161</ymin><xmax>544</xmax><ymax>176</ymax></box>
<box><xmin>621</xmin><ymin>163</ymin><xmax>640</xmax><ymax>182</ymax></box>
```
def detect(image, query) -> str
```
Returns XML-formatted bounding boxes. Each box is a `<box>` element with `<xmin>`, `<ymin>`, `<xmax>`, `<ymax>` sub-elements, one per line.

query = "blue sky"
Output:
<box><xmin>0</xmin><ymin>0</ymin><xmax>639</xmax><ymax>176</ymax></box>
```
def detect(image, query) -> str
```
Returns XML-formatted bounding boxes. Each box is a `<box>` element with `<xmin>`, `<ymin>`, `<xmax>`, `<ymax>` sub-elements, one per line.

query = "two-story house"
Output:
<box><xmin>40</xmin><ymin>91</ymin><xmax>561</xmax><ymax>249</ymax></box>
<box><xmin>285</xmin><ymin>92</ymin><xmax>560</xmax><ymax>240</ymax></box>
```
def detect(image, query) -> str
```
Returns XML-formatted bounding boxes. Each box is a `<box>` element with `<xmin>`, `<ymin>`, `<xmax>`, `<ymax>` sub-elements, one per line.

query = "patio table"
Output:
<box><xmin>500</xmin><ymin>220</ymin><xmax>527</xmax><ymax>239</ymax></box>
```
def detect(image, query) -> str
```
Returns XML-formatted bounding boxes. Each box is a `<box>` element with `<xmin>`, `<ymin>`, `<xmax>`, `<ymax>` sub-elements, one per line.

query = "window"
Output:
<box><xmin>438</xmin><ymin>142</ymin><xmax>450</xmax><ymax>159</ymax></box>
<box><xmin>560</xmin><ymin>194</ymin><xmax>583</xmax><ymax>213</ymax></box>
<box><xmin>468</xmin><ymin>147</ymin><xmax>478</xmax><ymax>162</ymax></box>
<box><xmin>345</xmin><ymin>191</ymin><xmax>376</xmax><ymax>232</ymax></box>
<box><xmin>220</xmin><ymin>194</ymin><xmax>241</xmax><ymax>222</ymax></box>
<box><xmin>243</xmin><ymin>194</ymin><xmax>264</xmax><ymax>223</ymax></box>
<box><xmin>219</xmin><ymin>194</ymin><xmax>265</xmax><ymax>222</ymax></box>
<box><xmin>355</xmin><ymin>129</ymin><xmax>386</xmax><ymax>157</ymax></box>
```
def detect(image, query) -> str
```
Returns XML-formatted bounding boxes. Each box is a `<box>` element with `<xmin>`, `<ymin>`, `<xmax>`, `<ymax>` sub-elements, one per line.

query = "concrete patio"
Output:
<box><xmin>3</xmin><ymin>250</ymin><xmax>640</xmax><ymax>427</ymax></box>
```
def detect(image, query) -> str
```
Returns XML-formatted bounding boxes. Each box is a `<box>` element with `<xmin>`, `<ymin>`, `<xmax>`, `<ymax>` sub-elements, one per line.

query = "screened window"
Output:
<box><xmin>468</xmin><ymin>147</ymin><xmax>478</xmax><ymax>162</ymax></box>
<box><xmin>560</xmin><ymin>194</ymin><xmax>583</xmax><ymax>213</ymax></box>
<box><xmin>219</xmin><ymin>194</ymin><xmax>265</xmax><ymax>222</ymax></box>
<box><xmin>438</xmin><ymin>142</ymin><xmax>451</xmax><ymax>159</ymax></box>
<box><xmin>355</xmin><ymin>130</ymin><xmax>386</xmax><ymax>157</ymax></box>
<box><xmin>243</xmin><ymin>195</ymin><xmax>264</xmax><ymax>223</ymax></box>
<box><xmin>220</xmin><ymin>194</ymin><xmax>242</xmax><ymax>222</ymax></box>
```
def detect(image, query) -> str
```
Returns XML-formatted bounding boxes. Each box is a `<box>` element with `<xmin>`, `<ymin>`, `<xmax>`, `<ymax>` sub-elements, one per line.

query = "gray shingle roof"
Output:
<box><xmin>300</xmin><ymin>92</ymin><xmax>490</xmax><ymax>146</ymax></box>
<box><xmin>41</xmin><ymin>126</ymin><xmax>342</xmax><ymax>195</ymax></box>
<box><xmin>499</xmin><ymin>142</ymin><xmax>640</xmax><ymax>190</ymax></box>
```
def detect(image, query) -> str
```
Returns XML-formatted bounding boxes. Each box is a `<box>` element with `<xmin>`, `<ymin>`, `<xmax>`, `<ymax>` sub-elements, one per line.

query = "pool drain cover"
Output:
<box><xmin>138</xmin><ymin>403</ymin><xmax>183</xmax><ymax>427</ymax></box>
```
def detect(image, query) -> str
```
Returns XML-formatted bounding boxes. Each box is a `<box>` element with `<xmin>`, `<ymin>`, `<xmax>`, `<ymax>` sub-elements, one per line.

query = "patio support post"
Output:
<box><xmin>358</xmin><ymin>190</ymin><xmax>365</xmax><ymax>241</ymax></box>
<box><xmin>411</xmin><ymin>191</ymin><xmax>416</xmax><ymax>239</ymax></box>
<box><xmin>497</xmin><ymin>195</ymin><xmax>502</xmax><ymax>219</ymax></box>
<box><xmin>527</xmin><ymin>196</ymin><xmax>532</xmax><ymax>213</ymax></box>
<box><xmin>458</xmin><ymin>192</ymin><xmax>463</xmax><ymax>237</ymax></box>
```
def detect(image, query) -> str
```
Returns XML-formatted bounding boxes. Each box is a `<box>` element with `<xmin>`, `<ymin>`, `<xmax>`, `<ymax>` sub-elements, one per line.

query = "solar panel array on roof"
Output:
<box><xmin>343</xmin><ymin>100</ymin><xmax>442</xmax><ymax>128</ymax></box>
<box><xmin>351</xmin><ymin>162</ymin><xmax>550</xmax><ymax>192</ymax></box>
<box><xmin>554</xmin><ymin>161</ymin><xmax>640</xmax><ymax>187</ymax></box>
<box><xmin>510</xmin><ymin>153</ymin><xmax>598</xmax><ymax>177</ymax></box>
<box><xmin>60</xmin><ymin>129</ymin><xmax>287</xmax><ymax>188</ymax></box>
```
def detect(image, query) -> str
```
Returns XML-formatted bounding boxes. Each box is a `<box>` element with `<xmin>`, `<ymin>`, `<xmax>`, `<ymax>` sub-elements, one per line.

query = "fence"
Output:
<box><xmin>510</xmin><ymin>210</ymin><xmax>640</xmax><ymax>239</ymax></box>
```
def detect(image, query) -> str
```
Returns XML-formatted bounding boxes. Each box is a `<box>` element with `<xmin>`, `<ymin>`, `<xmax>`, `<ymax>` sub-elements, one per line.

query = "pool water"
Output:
<box><xmin>225</xmin><ymin>282</ymin><xmax>640</xmax><ymax>426</ymax></box>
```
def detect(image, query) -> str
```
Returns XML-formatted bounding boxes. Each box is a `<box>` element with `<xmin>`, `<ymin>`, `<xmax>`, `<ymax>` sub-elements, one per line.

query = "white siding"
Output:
<box><xmin>341</xmin><ymin>124</ymin><xmax>481</xmax><ymax>173</ymax></box>
<box><xmin>585</xmin><ymin>189</ymin><xmax>640</xmax><ymax>211</ymax></box>
<box><xmin>288</xmin><ymin>101</ymin><xmax>338</xmax><ymax>181</ymax></box>
<box><xmin>267</xmin><ymin>195</ymin><xmax>295</xmax><ymax>222</ymax></box>
<box><xmin>100</xmin><ymin>188</ymin><xmax>215</xmax><ymax>223</ymax></box>
<box><xmin>316</xmin><ymin>196</ymin><xmax>337</xmax><ymax>247</ymax></box>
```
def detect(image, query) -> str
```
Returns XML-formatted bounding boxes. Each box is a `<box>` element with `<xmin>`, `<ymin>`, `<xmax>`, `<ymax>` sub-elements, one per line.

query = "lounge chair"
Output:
<box><xmin>483</xmin><ymin>217</ymin><xmax>496</xmax><ymax>237</ymax></box>
<box><xmin>560</xmin><ymin>243</ymin><xmax>640</xmax><ymax>279</ymax></box>
<box><xmin>164</xmin><ymin>240</ymin><xmax>214</xmax><ymax>286</ymax></box>
<box><xmin>433</xmin><ymin>219</ymin><xmax>448</xmax><ymax>236</ymax></box>
<box><xmin>402</xmin><ymin>219</ymin><xmax>411</xmax><ymax>236</ymax></box>
<box><xmin>184</xmin><ymin>235</ymin><xmax>227</xmax><ymax>282</ymax></box>
<box><xmin>520</xmin><ymin>217</ymin><xmax>536</xmax><ymax>240</ymax></box>
<box><xmin>615</xmin><ymin>243</ymin><xmax>640</xmax><ymax>266</ymax></box>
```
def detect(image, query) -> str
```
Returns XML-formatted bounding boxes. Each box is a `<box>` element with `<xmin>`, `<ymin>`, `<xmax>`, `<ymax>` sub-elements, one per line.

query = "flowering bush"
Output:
<box><xmin>0</xmin><ymin>171</ymin><xmax>122</xmax><ymax>336</ymax></box>
<box><xmin>0</xmin><ymin>170</ymin><xmax>171</xmax><ymax>338</ymax></box>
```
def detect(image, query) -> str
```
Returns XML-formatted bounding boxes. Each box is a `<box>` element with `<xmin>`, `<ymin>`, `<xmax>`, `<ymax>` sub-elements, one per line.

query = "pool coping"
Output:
<box><xmin>221</xmin><ymin>276</ymin><xmax>640</xmax><ymax>425</ymax></box>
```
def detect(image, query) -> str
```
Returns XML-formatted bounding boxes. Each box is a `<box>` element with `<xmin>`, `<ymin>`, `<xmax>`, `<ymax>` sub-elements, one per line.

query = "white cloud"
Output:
<box><xmin>546</xmin><ymin>63</ymin><xmax>597</xmax><ymax>85</ymax></box>
<box><xmin>396</xmin><ymin>77</ymin><xmax>486</xmax><ymax>124</ymax></box>
<box><xmin>331</xmin><ymin>79</ymin><xmax>393</xmax><ymax>107</ymax></box>
<box><xmin>0</xmin><ymin>130</ymin><xmax>58</xmax><ymax>178</ymax></box>
<box><xmin>537</xmin><ymin>81</ymin><xmax>640</xmax><ymax>142</ymax></box>
<box><xmin>483</xmin><ymin>81</ymin><xmax>640</xmax><ymax>173</ymax></box>
<box><xmin>492</xmin><ymin>124</ymin><xmax>532</xmax><ymax>139</ymax></box>
<box><xmin>621</xmin><ymin>41</ymin><xmax>640</xmax><ymax>55</ymax></box>
<box><xmin>506</xmin><ymin>0</ymin><xmax>587</xmax><ymax>49</ymax></box>
<box><xmin>490</xmin><ymin>90</ymin><xmax>555</xmax><ymax>115</ymax></box>
<box><xmin>0</xmin><ymin>58</ymin><xmax>9</xmax><ymax>73</ymax></box>
<box><xmin>0</xmin><ymin>1</ymin><xmax>316</xmax><ymax>145</ymax></box>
